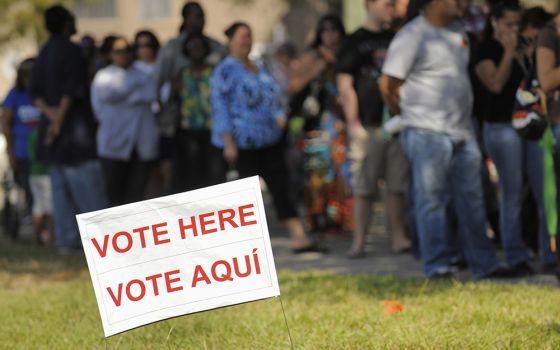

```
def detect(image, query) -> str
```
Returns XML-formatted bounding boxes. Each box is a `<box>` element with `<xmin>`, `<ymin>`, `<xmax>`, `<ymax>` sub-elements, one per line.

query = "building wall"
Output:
<box><xmin>76</xmin><ymin>0</ymin><xmax>289</xmax><ymax>46</ymax></box>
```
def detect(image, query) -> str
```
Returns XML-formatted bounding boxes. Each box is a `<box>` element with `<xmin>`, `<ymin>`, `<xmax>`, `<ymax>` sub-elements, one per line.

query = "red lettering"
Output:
<box><xmin>152</xmin><ymin>222</ymin><xmax>170</xmax><ymax>245</ymax></box>
<box><xmin>132</xmin><ymin>226</ymin><xmax>149</xmax><ymax>248</ymax></box>
<box><xmin>112</xmin><ymin>231</ymin><xmax>133</xmax><ymax>253</ymax></box>
<box><xmin>145</xmin><ymin>273</ymin><xmax>163</xmax><ymax>296</ymax></box>
<box><xmin>218</xmin><ymin>209</ymin><xmax>239</xmax><ymax>231</ymax></box>
<box><xmin>107</xmin><ymin>283</ymin><xmax>123</xmax><ymax>307</ymax></box>
<box><xmin>179</xmin><ymin>216</ymin><xmax>198</xmax><ymax>238</ymax></box>
<box><xmin>192</xmin><ymin>265</ymin><xmax>212</xmax><ymax>287</ymax></box>
<box><xmin>165</xmin><ymin>270</ymin><xmax>184</xmax><ymax>292</ymax></box>
<box><xmin>91</xmin><ymin>235</ymin><xmax>110</xmax><ymax>258</ymax></box>
<box><xmin>199</xmin><ymin>212</ymin><xmax>217</xmax><ymax>235</ymax></box>
<box><xmin>125</xmin><ymin>279</ymin><xmax>146</xmax><ymax>302</ymax></box>
<box><xmin>239</xmin><ymin>204</ymin><xmax>257</xmax><ymax>226</ymax></box>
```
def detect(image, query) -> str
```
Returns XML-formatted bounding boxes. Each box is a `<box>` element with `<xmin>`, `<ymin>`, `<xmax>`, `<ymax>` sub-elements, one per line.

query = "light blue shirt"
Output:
<box><xmin>91</xmin><ymin>64</ymin><xmax>159</xmax><ymax>161</ymax></box>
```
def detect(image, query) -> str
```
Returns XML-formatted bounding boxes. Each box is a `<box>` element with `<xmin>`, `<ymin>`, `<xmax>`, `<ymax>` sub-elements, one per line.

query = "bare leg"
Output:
<box><xmin>386</xmin><ymin>191</ymin><xmax>411</xmax><ymax>253</ymax></box>
<box><xmin>284</xmin><ymin>217</ymin><xmax>311</xmax><ymax>249</ymax></box>
<box><xmin>348</xmin><ymin>196</ymin><xmax>372</xmax><ymax>256</ymax></box>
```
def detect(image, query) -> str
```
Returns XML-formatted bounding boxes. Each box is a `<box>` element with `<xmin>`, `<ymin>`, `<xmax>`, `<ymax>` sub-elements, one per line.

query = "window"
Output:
<box><xmin>74</xmin><ymin>0</ymin><xmax>116</xmax><ymax>18</ymax></box>
<box><xmin>138</xmin><ymin>0</ymin><xmax>171</xmax><ymax>19</ymax></box>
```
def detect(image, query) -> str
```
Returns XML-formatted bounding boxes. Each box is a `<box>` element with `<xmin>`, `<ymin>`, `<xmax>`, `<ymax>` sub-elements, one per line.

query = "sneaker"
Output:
<box><xmin>510</xmin><ymin>261</ymin><xmax>534</xmax><ymax>277</ymax></box>
<box><xmin>292</xmin><ymin>242</ymin><xmax>328</xmax><ymax>254</ymax></box>
<box><xmin>481</xmin><ymin>266</ymin><xmax>516</xmax><ymax>279</ymax></box>
<box><xmin>428</xmin><ymin>271</ymin><xmax>455</xmax><ymax>280</ymax></box>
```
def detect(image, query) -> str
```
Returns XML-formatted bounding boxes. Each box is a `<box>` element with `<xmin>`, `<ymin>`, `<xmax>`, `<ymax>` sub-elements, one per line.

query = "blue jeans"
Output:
<box><xmin>50</xmin><ymin>160</ymin><xmax>108</xmax><ymax>248</ymax></box>
<box><xmin>400</xmin><ymin>128</ymin><xmax>502</xmax><ymax>279</ymax></box>
<box><xmin>483</xmin><ymin>122</ymin><xmax>532</xmax><ymax>266</ymax></box>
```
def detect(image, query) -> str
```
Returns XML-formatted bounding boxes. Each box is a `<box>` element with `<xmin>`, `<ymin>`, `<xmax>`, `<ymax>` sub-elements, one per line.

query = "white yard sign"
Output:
<box><xmin>77</xmin><ymin>176</ymin><xmax>280</xmax><ymax>337</ymax></box>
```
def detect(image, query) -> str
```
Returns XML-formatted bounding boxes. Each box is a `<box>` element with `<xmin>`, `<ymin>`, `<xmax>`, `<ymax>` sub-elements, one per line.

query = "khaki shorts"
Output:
<box><xmin>30</xmin><ymin>175</ymin><xmax>53</xmax><ymax>216</ymax></box>
<box><xmin>349</xmin><ymin>127</ymin><xmax>409</xmax><ymax>197</ymax></box>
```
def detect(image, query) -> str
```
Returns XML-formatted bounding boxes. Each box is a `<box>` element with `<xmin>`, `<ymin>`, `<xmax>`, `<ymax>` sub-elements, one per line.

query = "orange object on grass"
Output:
<box><xmin>383</xmin><ymin>300</ymin><xmax>404</xmax><ymax>315</ymax></box>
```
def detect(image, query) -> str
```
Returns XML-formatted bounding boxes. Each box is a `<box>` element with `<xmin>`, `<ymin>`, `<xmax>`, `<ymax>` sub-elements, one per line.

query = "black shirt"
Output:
<box><xmin>336</xmin><ymin>28</ymin><xmax>394</xmax><ymax>127</ymax></box>
<box><xmin>31</xmin><ymin>35</ymin><xmax>97</xmax><ymax>165</ymax></box>
<box><xmin>474</xmin><ymin>38</ymin><xmax>524</xmax><ymax>123</ymax></box>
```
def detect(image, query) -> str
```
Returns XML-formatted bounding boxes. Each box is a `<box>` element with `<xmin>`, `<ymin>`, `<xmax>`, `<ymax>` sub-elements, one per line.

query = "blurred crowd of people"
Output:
<box><xmin>3</xmin><ymin>0</ymin><xmax>560</xmax><ymax>280</ymax></box>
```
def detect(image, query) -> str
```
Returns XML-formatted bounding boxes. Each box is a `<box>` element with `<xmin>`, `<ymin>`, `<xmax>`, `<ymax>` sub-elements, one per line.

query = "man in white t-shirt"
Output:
<box><xmin>380</xmin><ymin>0</ymin><xmax>510</xmax><ymax>280</ymax></box>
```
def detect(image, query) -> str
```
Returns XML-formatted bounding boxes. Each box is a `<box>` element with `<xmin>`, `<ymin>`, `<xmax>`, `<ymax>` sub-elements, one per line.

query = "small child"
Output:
<box><xmin>27</xmin><ymin>128</ymin><xmax>53</xmax><ymax>245</ymax></box>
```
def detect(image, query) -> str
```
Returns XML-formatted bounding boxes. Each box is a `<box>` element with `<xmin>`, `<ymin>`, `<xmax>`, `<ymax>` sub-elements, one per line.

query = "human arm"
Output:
<box><xmin>336</xmin><ymin>73</ymin><xmax>365</xmax><ymax>137</ymax></box>
<box><xmin>210</xmin><ymin>64</ymin><xmax>236</xmax><ymax>163</ymax></box>
<box><xmin>287</xmin><ymin>51</ymin><xmax>325</xmax><ymax>95</ymax></box>
<box><xmin>475</xmin><ymin>34</ymin><xmax>517</xmax><ymax>94</ymax></box>
<box><xmin>379</xmin><ymin>75</ymin><xmax>404</xmax><ymax>115</ymax></box>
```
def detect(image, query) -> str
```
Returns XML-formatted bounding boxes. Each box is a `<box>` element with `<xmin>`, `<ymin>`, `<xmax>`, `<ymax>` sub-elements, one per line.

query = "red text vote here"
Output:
<box><xmin>89</xmin><ymin>203</ymin><xmax>259</xmax><ymax>259</ymax></box>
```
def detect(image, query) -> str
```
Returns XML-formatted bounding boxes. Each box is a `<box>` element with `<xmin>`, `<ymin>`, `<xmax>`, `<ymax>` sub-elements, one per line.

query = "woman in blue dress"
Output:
<box><xmin>211</xmin><ymin>22</ymin><xmax>324</xmax><ymax>253</ymax></box>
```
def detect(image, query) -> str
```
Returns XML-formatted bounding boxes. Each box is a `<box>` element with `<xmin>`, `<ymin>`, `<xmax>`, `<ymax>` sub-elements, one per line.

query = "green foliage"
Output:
<box><xmin>0</xmin><ymin>0</ymin><xmax>72</xmax><ymax>47</ymax></box>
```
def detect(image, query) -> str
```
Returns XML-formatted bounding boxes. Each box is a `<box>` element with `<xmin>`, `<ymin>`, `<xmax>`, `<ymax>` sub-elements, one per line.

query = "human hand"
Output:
<box><xmin>223</xmin><ymin>143</ymin><xmax>238</xmax><ymax>165</ymax></box>
<box><xmin>499</xmin><ymin>33</ymin><xmax>518</xmax><ymax>54</ymax></box>
<box><xmin>347</xmin><ymin>120</ymin><xmax>367</xmax><ymax>139</ymax></box>
<box><xmin>276</xmin><ymin>116</ymin><xmax>287</xmax><ymax>130</ymax></box>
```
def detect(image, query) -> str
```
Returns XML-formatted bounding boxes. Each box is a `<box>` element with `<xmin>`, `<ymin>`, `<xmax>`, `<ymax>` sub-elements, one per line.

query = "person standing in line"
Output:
<box><xmin>31</xmin><ymin>5</ymin><xmax>107</xmax><ymax>253</ymax></box>
<box><xmin>91</xmin><ymin>37</ymin><xmax>159</xmax><ymax>207</ymax></box>
<box><xmin>2</xmin><ymin>58</ymin><xmax>40</xmax><ymax>222</ymax></box>
<box><xmin>337</xmin><ymin>0</ymin><xmax>411</xmax><ymax>257</ymax></box>
<box><xmin>380</xmin><ymin>0</ymin><xmax>510</xmax><ymax>279</ymax></box>
<box><xmin>536</xmin><ymin>9</ymin><xmax>560</xmax><ymax>276</ymax></box>
<box><xmin>474</xmin><ymin>2</ymin><xmax>544</xmax><ymax>276</ymax></box>
<box><xmin>172</xmin><ymin>33</ymin><xmax>225</xmax><ymax>191</ymax></box>
<box><xmin>154</xmin><ymin>2</ymin><xmax>226</xmax><ymax>194</ymax></box>
<box><xmin>289</xmin><ymin>15</ymin><xmax>353</xmax><ymax>235</ymax></box>
<box><xmin>211</xmin><ymin>22</ymin><xmax>325</xmax><ymax>254</ymax></box>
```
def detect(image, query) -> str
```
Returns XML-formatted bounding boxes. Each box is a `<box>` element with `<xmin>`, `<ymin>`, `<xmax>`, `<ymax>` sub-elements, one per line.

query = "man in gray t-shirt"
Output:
<box><xmin>379</xmin><ymin>0</ymin><xmax>509</xmax><ymax>280</ymax></box>
<box><xmin>383</xmin><ymin>15</ymin><xmax>473</xmax><ymax>139</ymax></box>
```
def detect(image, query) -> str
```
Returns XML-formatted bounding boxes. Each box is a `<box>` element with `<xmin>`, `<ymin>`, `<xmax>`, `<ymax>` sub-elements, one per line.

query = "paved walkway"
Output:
<box><xmin>4</xmin><ymin>199</ymin><xmax>558</xmax><ymax>285</ymax></box>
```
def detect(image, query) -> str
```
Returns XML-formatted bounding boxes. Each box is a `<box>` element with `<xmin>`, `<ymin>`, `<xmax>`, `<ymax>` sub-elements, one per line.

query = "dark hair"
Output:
<box><xmin>311</xmin><ymin>14</ymin><xmax>346</xmax><ymax>48</ymax></box>
<box><xmin>99</xmin><ymin>35</ymin><xmax>118</xmax><ymax>56</ymax></box>
<box><xmin>405</xmin><ymin>0</ymin><xmax>432</xmax><ymax>23</ymax></box>
<box><xmin>182</xmin><ymin>1</ymin><xmax>203</xmax><ymax>19</ymax></box>
<box><xmin>134</xmin><ymin>30</ymin><xmax>161</xmax><ymax>55</ymax></box>
<box><xmin>44</xmin><ymin>5</ymin><xmax>73</xmax><ymax>35</ymax></box>
<box><xmin>182</xmin><ymin>33</ymin><xmax>210</xmax><ymax>58</ymax></box>
<box><xmin>520</xmin><ymin>6</ymin><xmax>553</xmax><ymax>32</ymax></box>
<box><xmin>275</xmin><ymin>42</ymin><xmax>297</xmax><ymax>59</ymax></box>
<box><xmin>482</xmin><ymin>1</ymin><xmax>522</xmax><ymax>42</ymax></box>
<box><xmin>15</xmin><ymin>58</ymin><xmax>35</xmax><ymax>92</ymax></box>
<box><xmin>224</xmin><ymin>22</ymin><xmax>250</xmax><ymax>40</ymax></box>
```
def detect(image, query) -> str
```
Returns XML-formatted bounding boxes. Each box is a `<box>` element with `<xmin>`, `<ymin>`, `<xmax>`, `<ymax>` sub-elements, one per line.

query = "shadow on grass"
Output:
<box><xmin>278</xmin><ymin>270</ymin><xmax>457</xmax><ymax>302</ymax></box>
<box><xmin>0</xmin><ymin>236</ymin><xmax>87</xmax><ymax>275</ymax></box>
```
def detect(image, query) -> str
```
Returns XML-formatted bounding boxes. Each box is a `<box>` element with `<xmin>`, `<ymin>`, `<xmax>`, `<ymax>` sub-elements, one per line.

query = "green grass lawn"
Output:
<box><xmin>1</xmin><ymin>240</ymin><xmax>560</xmax><ymax>349</ymax></box>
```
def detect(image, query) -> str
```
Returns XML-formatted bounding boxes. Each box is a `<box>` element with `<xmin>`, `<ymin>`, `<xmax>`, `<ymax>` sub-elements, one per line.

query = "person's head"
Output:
<box><xmin>423</xmin><ymin>0</ymin><xmax>464</xmax><ymax>24</ymax></box>
<box><xmin>457</xmin><ymin>0</ymin><xmax>472</xmax><ymax>16</ymax></box>
<box><xmin>520</xmin><ymin>7</ymin><xmax>553</xmax><ymax>43</ymax></box>
<box><xmin>80</xmin><ymin>35</ymin><xmax>96</xmax><ymax>59</ymax></box>
<box><xmin>15</xmin><ymin>58</ymin><xmax>35</xmax><ymax>92</ymax></box>
<box><xmin>134</xmin><ymin>30</ymin><xmax>160</xmax><ymax>63</ymax></box>
<box><xmin>182</xmin><ymin>33</ymin><xmax>210</xmax><ymax>65</ymax></box>
<box><xmin>395</xmin><ymin>0</ymin><xmax>410</xmax><ymax>19</ymax></box>
<box><xmin>110</xmin><ymin>37</ymin><xmax>133</xmax><ymax>69</ymax></box>
<box><xmin>44</xmin><ymin>5</ymin><xmax>76</xmax><ymax>37</ymax></box>
<box><xmin>225</xmin><ymin>22</ymin><xmax>252</xmax><ymax>59</ymax></box>
<box><xmin>275</xmin><ymin>42</ymin><xmax>297</xmax><ymax>68</ymax></box>
<box><xmin>482</xmin><ymin>1</ymin><xmax>521</xmax><ymax>42</ymax></box>
<box><xmin>181</xmin><ymin>1</ymin><xmax>205</xmax><ymax>36</ymax></box>
<box><xmin>312</xmin><ymin>14</ymin><xmax>345</xmax><ymax>50</ymax></box>
<box><xmin>365</xmin><ymin>0</ymin><xmax>395</xmax><ymax>26</ymax></box>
